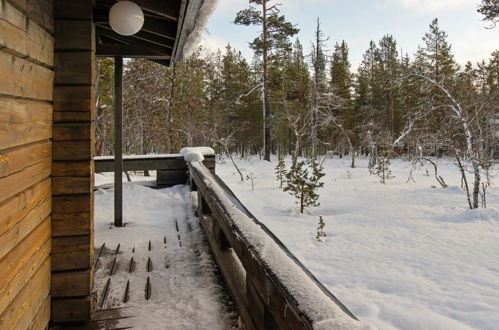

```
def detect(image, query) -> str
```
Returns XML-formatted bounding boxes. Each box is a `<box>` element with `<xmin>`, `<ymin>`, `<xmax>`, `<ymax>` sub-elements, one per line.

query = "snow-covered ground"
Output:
<box><xmin>93</xmin><ymin>180</ymin><xmax>236</xmax><ymax>329</ymax></box>
<box><xmin>217</xmin><ymin>156</ymin><xmax>499</xmax><ymax>330</ymax></box>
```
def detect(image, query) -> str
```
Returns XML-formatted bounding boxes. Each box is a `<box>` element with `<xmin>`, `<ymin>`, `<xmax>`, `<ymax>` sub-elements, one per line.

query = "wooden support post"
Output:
<box><xmin>114</xmin><ymin>56</ymin><xmax>123</xmax><ymax>227</ymax></box>
<box><xmin>51</xmin><ymin>0</ymin><xmax>95</xmax><ymax>323</ymax></box>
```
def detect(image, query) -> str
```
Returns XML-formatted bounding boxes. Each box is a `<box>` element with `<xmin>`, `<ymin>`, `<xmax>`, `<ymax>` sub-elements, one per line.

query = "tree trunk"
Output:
<box><xmin>262</xmin><ymin>0</ymin><xmax>271</xmax><ymax>162</ymax></box>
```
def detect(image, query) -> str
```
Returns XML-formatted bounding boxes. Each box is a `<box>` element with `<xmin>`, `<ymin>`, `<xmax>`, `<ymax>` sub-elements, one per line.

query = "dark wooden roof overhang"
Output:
<box><xmin>94</xmin><ymin>0</ymin><xmax>199</xmax><ymax>66</ymax></box>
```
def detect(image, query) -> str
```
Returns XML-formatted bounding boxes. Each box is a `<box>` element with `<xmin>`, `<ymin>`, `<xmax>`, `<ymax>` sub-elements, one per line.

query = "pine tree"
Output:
<box><xmin>309</xmin><ymin>18</ymin><xmax>328</xmax><ymax>156</ymax></box>
<box><xmin>275</xmin><ymin>154</ymin><xmax>286</xmax><ymax>188</ymax></box>
<box><xmin>478</xmin><ymin>0</ymin><xmax>499</xmax><ymax>29</ymax></box>
<box><xmin>235</xmin><ymin>0</ymin><xmax>299</xmax><ymax>161</ymax></box>
<box><xmin>284</xmin><ymin>155</ymin><xmax>325</xmax><ymax>213</ymax></box>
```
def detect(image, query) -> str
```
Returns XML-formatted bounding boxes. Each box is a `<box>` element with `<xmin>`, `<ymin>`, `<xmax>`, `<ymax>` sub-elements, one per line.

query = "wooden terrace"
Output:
<box><xmin>0</xmin><ymin>0</ymin><xmax>362</xmax><ymax>329</ymax></box>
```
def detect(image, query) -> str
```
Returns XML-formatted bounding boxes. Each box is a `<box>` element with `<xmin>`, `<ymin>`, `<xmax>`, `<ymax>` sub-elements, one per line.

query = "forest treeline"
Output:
<box><xmin>96</xmin><ymin>18</ymin><xmax>498</xmax><ymax>166</ymax></box>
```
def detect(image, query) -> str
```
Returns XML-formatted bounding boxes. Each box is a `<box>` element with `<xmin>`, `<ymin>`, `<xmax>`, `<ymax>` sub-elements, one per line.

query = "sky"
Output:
<box><xmin>202</xmin><ymin>0</ymin><xmax>498</xmax><ymax>70</ymax></box>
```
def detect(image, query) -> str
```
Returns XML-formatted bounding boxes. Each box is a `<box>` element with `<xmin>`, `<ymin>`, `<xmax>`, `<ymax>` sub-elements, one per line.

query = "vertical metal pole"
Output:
<box><xmin>114</xmin><ymin>56</ymin><xmax>123</xmax><ymax>227</ymax></box>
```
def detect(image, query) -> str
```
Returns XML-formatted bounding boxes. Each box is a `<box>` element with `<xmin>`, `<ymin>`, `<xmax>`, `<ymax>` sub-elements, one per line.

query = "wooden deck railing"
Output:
<box><xmin>94</xmin><ymin>154</ymin><xmax>215</xmax><ymax>186</ymax></box>
<box><xmin>189</xmin><ymin>161</ymin><xmax>361</xmax><ymax>330</ymax></box>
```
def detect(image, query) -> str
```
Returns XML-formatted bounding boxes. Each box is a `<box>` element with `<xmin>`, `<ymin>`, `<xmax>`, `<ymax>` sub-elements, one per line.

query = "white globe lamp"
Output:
<box><xmin>109</xmin><ymin>1</ymin><xmax>144</xmax><ymax>36</ymax></box>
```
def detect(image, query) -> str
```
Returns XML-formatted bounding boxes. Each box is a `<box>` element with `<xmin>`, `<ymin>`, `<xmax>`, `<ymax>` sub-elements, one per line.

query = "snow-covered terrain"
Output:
<box><xmin>217</xmin><ymin>156</ymin><xmax>499</xmax><ymax>330</ymax></box>
<box><xmin>93</xmin><ymin>181</ymin><xmax>235</xmax><ymax>329</ymax></box>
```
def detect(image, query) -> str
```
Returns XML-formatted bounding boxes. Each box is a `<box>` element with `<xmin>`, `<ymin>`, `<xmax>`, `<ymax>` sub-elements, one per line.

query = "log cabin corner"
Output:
<box><xmin>0</xmin><ymin>0</ymin><xmax>206</xmax><ymax>327</ymax></box>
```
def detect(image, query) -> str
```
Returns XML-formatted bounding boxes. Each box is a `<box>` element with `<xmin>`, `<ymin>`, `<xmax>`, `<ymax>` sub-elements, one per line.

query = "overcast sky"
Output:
<box><xmin>202</xmin><ymin>0</ymin><xmax>498</xmax><ymax>70</ymax></box>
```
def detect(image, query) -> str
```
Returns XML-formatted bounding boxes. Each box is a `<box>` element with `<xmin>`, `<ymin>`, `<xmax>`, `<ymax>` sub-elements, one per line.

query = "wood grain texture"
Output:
<box><xmin>27</xmin><ymin>295</ymin><xmax>50</xmax><ymax>330</ymax></box>
<box><xmin>54</xmin><ymin>51</ymin><xmax>95</xmax><ymax>85</ymax></box>
<box><xmin>0</xmin><ymin>50</ymin><xmax>54</xmax><ymax>100</ymax></box>
<box><xmin>53</xmin><ymin>122</ymin><xmax>92</xmax><ymax>141</ymax></box>
<box><xmin>0</xmin><ymin>0</ymin><xmax>54</xmax><ymax>66</ymax></box>
<box><xmin>51</xmin><ymin>297</ymin><xmax>92</xmax><ymax>323</ymax></box>
<box><xmin>0</xmin><ymin>256</ymin><xmax>50</xmax><ymax>330</ymax></box>
<box><xmin>53</xmin><ymin>141</ymin><xmax>93</xmax><ymax>161</ymax></box>
<box><xmin>0</xmin><ymin>237</ymin><xmax>50</xmax><ymax>316</ymax></box>
<box><xmin>52</xmin><ymin>212</ymin><xmax>91</xmax><ymax>237</ymax></box>
<box><xmin>51</xmin><ymin>235</ymin><xmax>92</xmax><ymax>271</ymax></box>
<box><xmin>53</xmin><ymin>85</ymin><xmax>94</xmax><ymax>113</ymax></box>
<box><xmin>54</xmin><ymin>19</ymin><xmax>94</xmax><ymax>51</ymax></box>
<box><xmin>52</xmin><ymin>176</ymin><xmax>92</xmax><ymax>195</ymax></box>
<box><xmin>0</xmin><ymin>140</ymin><xmax>51</xmax><ymax>178</ymax></box>
<box><xmin>0</xmin><ymin>157</ymin><xmax>51</xmax><ymax>204</ymax></box>
<box><xmin>52</xmin><ymin>160</ymin><xmax>93</xmax><ymax>177</ymax></box>
<box><xmin>52</xmin><ymin>194</ymin><xmax>92</xmax><ymax>214</ymax></box>
<box><xmin>52</xmin><ymin>269</ymin><xmax>91</xmax><ymax>297</ymax></box>
<box><xmin>0</xmin><ymin>197</ymin><xmax>50</xmax><ymax>260</ymax></box>
<box><xmin>0</xmin><ymin>178</ymin><xmax>50</xmax><ymax>236</ymax></box>
<box><xmin>0</xmin><ymin>98</ymin><xmax>52</xmax><ymax>150</ymax></box>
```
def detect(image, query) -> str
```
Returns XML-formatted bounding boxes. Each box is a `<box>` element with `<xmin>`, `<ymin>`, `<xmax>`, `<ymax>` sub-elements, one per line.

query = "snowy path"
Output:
<box><xmin>217</xmin><ymin>157</ymin><xmax>499</xmax><ymax>330</ymax></box>
<box><xmin>94</xmin><ymin>183</ymin><xmax>236</xmax><ymax>330</ymax></box>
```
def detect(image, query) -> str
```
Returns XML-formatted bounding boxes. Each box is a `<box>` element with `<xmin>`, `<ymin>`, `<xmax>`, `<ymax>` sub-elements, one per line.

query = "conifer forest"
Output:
<box><xmin>96</xmin><ymin>2</ymin><xmax>498</xmax><ymax>210</ymax></box>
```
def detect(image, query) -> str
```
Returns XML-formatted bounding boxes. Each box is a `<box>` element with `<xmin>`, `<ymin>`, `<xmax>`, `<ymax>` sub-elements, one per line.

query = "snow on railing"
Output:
<box><xmin>189</xmin><ymin>161</ymin><xmax>373</xmax><ymax>330</ymax></box>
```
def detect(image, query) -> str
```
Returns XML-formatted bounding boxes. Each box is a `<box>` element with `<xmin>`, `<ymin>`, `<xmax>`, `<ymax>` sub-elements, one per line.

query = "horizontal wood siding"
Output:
<box><xmin>51</xmin><ymin>0</ymin><xmax>95</xmax><ymax>323</ymax></box>
<box><xmin>0</xmin><ymin>0</ymin><xmax>53</xmax><ymax>329</ymax></box>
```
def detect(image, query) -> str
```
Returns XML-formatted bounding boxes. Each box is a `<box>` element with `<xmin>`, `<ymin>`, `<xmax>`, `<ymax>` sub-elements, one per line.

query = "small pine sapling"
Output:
<box><xmin>375</xmin><ymin>146</ymin><xmax>394</xmax><ymax>184</ymax></box>
<box><xmin>275</xmin><ymin>154</ymin><xmax>286</xmax><ymax>189</ymax></box>
<box><xmin>246</xmin><ymin>172</ymin><xmax>255</xmax><ymax>191</ymax></box>
<box><xmin>284</xmin><ymin>155</ymin><xmax>325</xmax><ymax>213</ymax></box>
<box><xmin>316</xmin><ymin>216</ymin><xmax>327</xmax><ymax>242</ymax></box>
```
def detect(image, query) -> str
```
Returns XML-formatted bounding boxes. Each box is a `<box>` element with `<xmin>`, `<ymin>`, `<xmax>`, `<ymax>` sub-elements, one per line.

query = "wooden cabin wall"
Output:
<box><xmin>51</xmin><ymin>0</ymin><xmax>95</xmax><ymax>323</ymax></box>
<box><xmin>0</xmin><ymin>0</ymin><xmax>54</xmax><ymax>328</ymax></box>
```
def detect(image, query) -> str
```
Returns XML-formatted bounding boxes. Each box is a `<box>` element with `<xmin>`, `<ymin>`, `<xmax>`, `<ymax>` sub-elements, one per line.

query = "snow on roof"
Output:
<box><xmin>191</xmin><ymin>162</ymin><xmax>374</xmax><ymax>330</ymax></box>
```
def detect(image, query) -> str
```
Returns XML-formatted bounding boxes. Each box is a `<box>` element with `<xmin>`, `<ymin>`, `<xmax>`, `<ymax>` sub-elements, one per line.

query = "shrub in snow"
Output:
<box><xmin>284</xmin><ymin>155</ymin><xmax>324</xmax><ymax>214</ymax></box>
<box><xmin>275</xmin><ymin>154</ymin><xmax>286</xmax><ymax>189</ymax></box>
<box><xmin>316</xmin><ymin>216</ymin><xmax>327</xmax><ymax>242</ymax></box>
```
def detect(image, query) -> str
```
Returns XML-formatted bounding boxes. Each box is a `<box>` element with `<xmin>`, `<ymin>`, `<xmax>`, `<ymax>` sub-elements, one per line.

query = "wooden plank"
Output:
<box><xmin>55</xmin><ymin>51</ymin><xmax>95</xmax><ymax>85</ymax></box>
<box><xmin>53</xmin><ymin>111</ymin><xmax>93</xmax><ymax>122</ymax></box>
<box><xmin>0</xmin><ymin>216</ymin><xmax>50</xmax><ymax>279</ymax></box>
<box><xmin>52</xmin><ymin>160</ymin><xmax>93</xmax><ymax>177</ymax></box>
<box><xmin>198</xmin><ymin>215</ymin><xmax>254</xmax><ymax>329</ymax></box>
<box><xmin>0</xmin><ymin>140</ymin><xmax>51</xmax><ymax>178</ymax></box>
<box><xmin>51</xmin><ymin>297</ymin><xmax>92</xmax><ymax>323</ymax></box>
<box><xmin>51</xmin><ymin>235</ymin><xmax>91</xmax><ymax>271</ymax></box>
<box><xmin>26</xmin><ymin>0</ymin><xmax>53</xmax><ymax>33</ymax></box>
<box><xmin>53</xmin><ymin>194</ymin><xmax>91</xmax><ymax>214</ymax></box>
<box><xmin>94</xmin><ymin>155</ymin><xmax>215</xmax><ymax>172</ymax></box>
<box><xmin>0</xmin><ymin>0</ymin><xmax>54</xmax><ymax>66</ymax></box>
<box><xmin>52</xmin><ymin>176</ymin><xmax>92</xmax><ymax>195</ymax></box>
<box><xmin>0</xmin><ymin>50</ymin><xmax>54</xmax><ymax>100</ymax></box>
<box><xmin>53</xmin><ymin>141</ymin><xmax>93</xmax><ymax>161</ymax></box>
<box><xmin>54</xmin><ymin>1</ymin><xmax>93</xmax><ymax>20</ymax></box>
<box><xmin>53</xmin><ymin>85</ymin><xmax>93</xmax><ymax>112</ymax></box>
<box><xmin>52</xmin><ymin>270</ymin><xmax>91</xmax><ymax>297</ymax></box>
<box><xmin>0</xmin><ymin>98</ymin><xmax>52</xmax><ymax>150</ymax></box>
<box><xmin>0</xmin><ymin>256</ymin><xmax>50</xmax><ymax>329</ymax></box>
<box><xmin>27</xmin><ymin>295</ymin><xmax>50</xmax><ymax>330</ymax></box>
<box><xmin>0</xmin><ymin>237</ymin><xmax>50</xmax><ymax>315</ymax></box>
<box><xmin>157</xmin><ymin>169</ymin><xmax>188</xmax><ymax>186</ymax></box>
<box><xmin>53</xmin><ymin>122</ymin><xmax>92</xmax><ymax>141</ymax></box>
<box><xmin>0</xmin><ymin>197</ymin><xmax>50</xmax><ymax>260</ymax></box>
<box><xmin>0</xmin><ymin>178</ymin><xmax>50</xmax><ymax>236</ymax></box>
<box><xmin>0</xmin><ymin>157</ymin><xmax>51</xmax><ymax>204</ymax></box>
<box><xmin>52</xmin><ymin>212</ymin><xmax>91</xmax><ymax>237</ymax></box>
<box><xmin>54</xmin><ymin>19</ymin><xmax>94</xmax><ymax>50</ymax></box>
